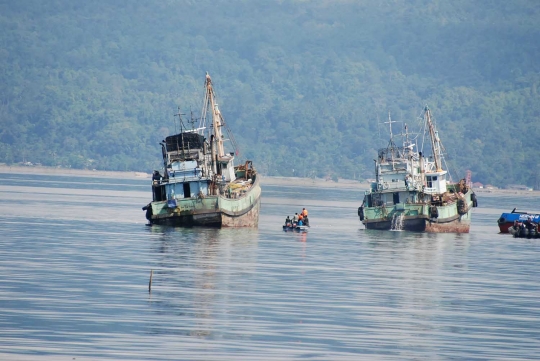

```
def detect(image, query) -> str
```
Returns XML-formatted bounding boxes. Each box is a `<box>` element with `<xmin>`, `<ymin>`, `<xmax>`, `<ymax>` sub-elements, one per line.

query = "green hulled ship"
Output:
<box><xmin>142</xmin><ymin>73</ymin><xmax>261</xmax><ymax>227</ymax></box>
<box><xmin>358</xmin><ymin>107</ymin><xmax>477</xmax><ymax>233</ymax></box>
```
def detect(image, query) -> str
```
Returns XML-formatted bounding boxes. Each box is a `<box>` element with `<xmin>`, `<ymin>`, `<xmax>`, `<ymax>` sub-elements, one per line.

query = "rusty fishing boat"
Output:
<box><xmin>142</xmin><ymin>73</ymin><xmax>261</xmax><ymax>227</ymax></box>
<box><xmin>358</xmin><ymin>106</ymin><xmax>478</xmax><ymax>233</ymax></box>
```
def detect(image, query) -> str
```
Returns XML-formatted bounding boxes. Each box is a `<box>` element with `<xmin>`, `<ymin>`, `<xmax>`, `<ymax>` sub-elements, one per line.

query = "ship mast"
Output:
<box><xmin>204</xmin><ymin>73</ymin><xmax>225</xmax><ymax>157</ymax></box>
<box><xmin>384</xmin><ymin>111</ymin><xmax>399</xmax><ymax>170</ymax></box>
<box><xmin>424</xmin><ymin>106</ymin><xmax>443</xmax><ymax>172</ymax></box>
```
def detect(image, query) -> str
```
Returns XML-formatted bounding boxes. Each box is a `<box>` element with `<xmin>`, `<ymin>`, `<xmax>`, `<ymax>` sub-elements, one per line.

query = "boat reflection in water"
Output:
<box><xmin>145</xmin><ymin>226</ymin><xmax>259</xmax><ymax>338</ymax></box>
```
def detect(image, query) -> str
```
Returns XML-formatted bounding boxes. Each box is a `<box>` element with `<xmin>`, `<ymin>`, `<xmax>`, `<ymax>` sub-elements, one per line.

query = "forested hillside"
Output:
<box><xmin>1</xmin><ymin>0</ymin><xmax>539</xmax><ymax>188</ymax></box>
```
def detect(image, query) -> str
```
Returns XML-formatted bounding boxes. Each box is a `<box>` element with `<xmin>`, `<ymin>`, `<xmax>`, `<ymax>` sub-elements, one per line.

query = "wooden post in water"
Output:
<box><xmin>149</xmin><ymin>269</ymin><xmax>153</xmax><ymax>293</ymax></box>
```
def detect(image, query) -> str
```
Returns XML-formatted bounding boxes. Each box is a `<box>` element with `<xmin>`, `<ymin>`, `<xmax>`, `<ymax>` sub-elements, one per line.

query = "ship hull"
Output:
<box><xmin>221</xmin><ymin>196</ymin><xmax>261</xmax><ymax>227</ymax></box>
<box><xmin>424</xmin><ymin>210</ymin><xmax>471</xmax><ymax>233</ymax></box>
<box><xmin>362</xmin><ymin>190</ymin><xmax>474</xmax><ymax>233</ymax></box>
<box><xmin>364</xmin><ymin>217</ymin><xmax>426</xmax><ymax>231</ymax></box>
<box><xmin>148</xmin><ymin>176</ymin><xmax>261</xmax><ymax>228</ymax></box>
<box><xmin>363</xmin><ymin>211</ymin><xmax>472</xmax><ymax>233</ymax></box>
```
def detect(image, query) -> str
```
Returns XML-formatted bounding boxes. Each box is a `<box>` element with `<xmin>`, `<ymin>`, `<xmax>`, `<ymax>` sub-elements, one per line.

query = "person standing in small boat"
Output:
<box><xmin>301</xmin><ymin>208</ymin><xmax>309</xmax><ymax>227</ymax></box>
<box><xmin>292</xmin><ymin>213</ymin><xmax>299</xmax><ymax>225</ymax></box>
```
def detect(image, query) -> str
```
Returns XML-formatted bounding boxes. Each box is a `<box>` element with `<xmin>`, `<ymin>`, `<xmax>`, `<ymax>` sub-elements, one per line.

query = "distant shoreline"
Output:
<box><xmin>0</xmin><ymin>164</ymin><xmax>367</xmax><ymax>190</ymax></box>
<box><xmin>0</xmin><ymin>164</ymin><xmax>147</xmax><ymax>180</ymax></box>
<box><xmin>0</xmin><ymin>164</ymin><xmax>538</xmax><ymax>195</ymax></box>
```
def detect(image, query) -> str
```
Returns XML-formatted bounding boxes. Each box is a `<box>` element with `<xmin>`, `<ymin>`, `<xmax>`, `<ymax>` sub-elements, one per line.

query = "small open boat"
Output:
<box><xmin>282</xmin><ymin>219</ymin><xmax>309</xmax><ymax>232</ymax></box>
<box><xmin>283</xmin><ymin>224</ymin><xmax>309</xmax><ymax>232</ymax></box>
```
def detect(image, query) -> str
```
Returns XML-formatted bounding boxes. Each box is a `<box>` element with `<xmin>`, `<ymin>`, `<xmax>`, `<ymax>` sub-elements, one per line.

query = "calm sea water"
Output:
<box><xmin>0</xmin><ymin>172</ymin><xmax>539</xmax><ymax>360</ymax></box>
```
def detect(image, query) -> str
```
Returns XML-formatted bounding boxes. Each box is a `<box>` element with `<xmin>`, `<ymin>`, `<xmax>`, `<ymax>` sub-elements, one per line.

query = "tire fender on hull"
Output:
<box><xmin>358</xmin><ymin>206</ymin><xmax>364</xmax><ymax>221</ymax></box>
<box><xmin>142</xmin><ymin>203</ymin><xmax>153</xmax><ymax>221</ymax></box>
<box><xmin>471</xmin><ymin>192</ymin><xmax>478</xmax><ymax>207</ymax></box>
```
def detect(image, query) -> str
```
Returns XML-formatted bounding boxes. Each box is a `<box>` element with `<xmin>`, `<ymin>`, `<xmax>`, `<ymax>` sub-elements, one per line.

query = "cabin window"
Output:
<box><xmin>432</xmin><ymin>176</ymin><xmax>438</xmax><ymax>181</ymax></box>
<box><xmin>426</xmin><ymin>176</ymin><xmax>432</xmax><ymax>188</ymax></box>
<box><xmin>393</xmin><ymin>192</ymin><xmax>399</xmax><ymax>204</ymax></box>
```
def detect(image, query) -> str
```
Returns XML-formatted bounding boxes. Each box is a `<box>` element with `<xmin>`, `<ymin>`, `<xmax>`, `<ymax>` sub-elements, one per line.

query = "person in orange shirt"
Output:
<box><xmin>301</xmin><ymin>208</ymin><xmax>309</xmax><ymax>227</ymax></box>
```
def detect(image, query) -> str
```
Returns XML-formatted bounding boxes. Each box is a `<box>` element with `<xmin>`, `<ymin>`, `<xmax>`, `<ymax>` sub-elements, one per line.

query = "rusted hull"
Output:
<box><xmin>361</xmin><ymin>189</ymin><xmax>475</xmax><ymax>234</ymax></box>
<box><xmin>424</xmin><ymin>208</ymin><xmax>472</xmax><ymax>233</ymax></box>
<box><xmin>363</xmin><ymin>202</ymin><xmax>473</xmax><ymax>233</ymax></box>
<box><xmin>148</xmin><ymin>175</ymin><xmax>261</xmax><ymax>228</ymax></box>
<box><xmin>424</xmin><ymin>218</ymin><xmax>470</xmax><ymax>233</ymax></box>
<box><xmin>221</xmin><ymin>197</ymin><xmax>260</xmax><ymax>227</ymax></box>
<box><xmin>364</xmin><ymin>216</ymin><xmax>470</xmax><ymax>233</ymax></box>
<box><xmin>152</xmin><ymin>202</ymin><xmax>260</xmax><ymax>228</ymax></box>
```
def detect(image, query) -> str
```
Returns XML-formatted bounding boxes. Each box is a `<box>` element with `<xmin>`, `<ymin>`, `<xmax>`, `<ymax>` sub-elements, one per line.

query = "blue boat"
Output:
<box><xmin>497</xmin><ymin>208</ymin><xmax>540</xmax><ymax>233</ymax></box>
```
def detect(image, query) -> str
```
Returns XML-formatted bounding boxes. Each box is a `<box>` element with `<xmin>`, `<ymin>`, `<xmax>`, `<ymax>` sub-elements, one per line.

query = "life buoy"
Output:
<box><xmin>358</xmin><ymin>206</ymin><xmax>365</xmax><ymax>221</ymax></box>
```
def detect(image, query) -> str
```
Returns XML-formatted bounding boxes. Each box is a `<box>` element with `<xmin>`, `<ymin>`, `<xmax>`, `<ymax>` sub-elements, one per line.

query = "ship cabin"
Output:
<box><xmin>152</xmin><ymin>132</ymin><xmax>210</xmax><ymax>202</ymax></box>
<box><xmin>423</xmin><ymin>170</ymin><xmax>447</xmax><ymax>195</ymax></box>
<box><xmin>217</xmin><ymin>154</ymin><xmax>236</xmax><ymax>183</ymax></box>
<box><xmin>364</xmin><ymin>145</ymin><xmax>422</xmax><ymax>207</ymax></box>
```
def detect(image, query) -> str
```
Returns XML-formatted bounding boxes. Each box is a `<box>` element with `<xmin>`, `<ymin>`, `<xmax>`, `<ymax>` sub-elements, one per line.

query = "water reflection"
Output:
<box><xmin>146</xmin><ymin>226</ymin><xmax>259</xmax><ymax>338</ymax></box>
<box><xmin>349</xmin><ymin>231</ymin><xmax>474</xmax><ymax>356</ymax></box>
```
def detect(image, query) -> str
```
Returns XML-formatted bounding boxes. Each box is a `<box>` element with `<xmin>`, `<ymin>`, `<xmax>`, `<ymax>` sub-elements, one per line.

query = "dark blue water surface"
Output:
<box><xmin>0</xmin><ymin>172</ymin><xmax>539</xmax><ymax>360</ymax></box>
